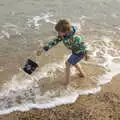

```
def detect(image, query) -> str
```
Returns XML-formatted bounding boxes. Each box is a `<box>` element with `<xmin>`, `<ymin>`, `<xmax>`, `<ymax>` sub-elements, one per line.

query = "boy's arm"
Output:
<box><xmin>36</xmin><ymin>37</ymin><xmax>62</xmax><ymax>56</ymax></box>
<box><xmin>45</xmin><ymin>36</ymin><xmax>62</xmax><ymax>50</ymax></box>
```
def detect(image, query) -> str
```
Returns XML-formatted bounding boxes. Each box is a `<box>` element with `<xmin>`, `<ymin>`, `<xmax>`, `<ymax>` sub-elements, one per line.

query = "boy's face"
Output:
<box><xmin>58</xmin><ymin>31</ymin><xmax>66</xmax><ymax>37</ymax></box>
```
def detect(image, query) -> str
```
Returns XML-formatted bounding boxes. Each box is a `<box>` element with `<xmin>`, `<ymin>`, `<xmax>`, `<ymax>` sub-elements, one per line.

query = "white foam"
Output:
<box><xmin>98</xmin><ymin>60</ymin><xmax>120</xmax><ymax>85</ymax></box>
<box><xmin>0</xmin><ymin>56</ymin><xmax>102</xmax><ymax>115</ymax></box>
<box><xmin>89</xmin><ymin>36</ymin><xmax>120</xmax><ymax>85</ymax></box>
<box><xmin>0</xmin><ymin>60</ymin><xmax>65</xmax><ymax>97</ymax></box>
<box><xmin>115</xmin><ymin>26</ymin><xmax>120</xmax><ymax>31</ymax></box>
<box><xmin>27</xmin><ymin>13</ymin><xmax>55</xmax><ymax>29</ymax></box>
<box><xmin>0</xmin><ymin>66</ymin><xmax>4</xmax><ymax>72</ymax></box>
<box><xmin>1</xmin><ymin>23</ymin><xmax>22</xmax><ymax>38</ymax></box>
<box><xmin>111</xmin><ymin>13</ymin><xmax>118</xmax><ymax>18</ymax></box>
<box><xmin>79</xmin><ymin>16</ymin><xmax>88</xmax><ymax>25</ymax></box>
<box><xmin>0</xmin><ymin>86</ymin><xmax>101</xmax><ymax>115</ymax></box>
<box><xmin>0</xmin><ymin>35</ymin><xmax>4</xmax><ymax>39</ymax></box>
<box><xmin>0</xmin><ymin>34</ymin><xmax>119</xmax><ymax>115</ymax></box>
<box><xmin>3</xmin><ymin>23</ymin><xmax>17</xmax><ymax>28</ymax></box>
<box><xmin>78</xmin><ymin>86</ymin><xmax>101</xmax><ymax>95</ymax></box>
<box><xmin>0</xmin><ymin>72</ymin><xmax>47</xmax><ymax>97</ymax></box>
<box><xmin>44</xmin><ymin>18</ymin><xmax>56</xmax><ymax>24</ymax></box>
<box><xmin>1</xmin><ymin>30</ymin><xmax>10</xmax><ymax>39</ymax></box>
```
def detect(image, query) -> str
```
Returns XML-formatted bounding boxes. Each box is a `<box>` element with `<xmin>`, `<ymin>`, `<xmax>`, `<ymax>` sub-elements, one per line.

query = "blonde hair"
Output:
<box><xmin>55</xmin><ymin>19</ymin><xmax>71</xmax><ymax>33</ymax></box>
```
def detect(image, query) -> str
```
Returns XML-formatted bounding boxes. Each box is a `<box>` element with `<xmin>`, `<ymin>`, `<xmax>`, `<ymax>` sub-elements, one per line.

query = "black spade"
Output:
<box><xmin>23</xmin><ymin>59</ymin><xmax>38</xmax><ymax>74</ymax></box>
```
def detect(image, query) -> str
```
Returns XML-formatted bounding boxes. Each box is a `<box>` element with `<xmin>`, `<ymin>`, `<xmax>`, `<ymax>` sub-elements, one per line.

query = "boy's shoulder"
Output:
<box><xmin>72</xmin><ymin>25</ymin><xmax>84</xmax><ymax>39</ymax></box>
<box><xmin>72</xmin><ymin>24</ymin><xmax>81</xmax><ymax>33</ymax></box>
<box><xmin>73</xmin><ymin>34</ymin><xmax>84</xmax><ymax>41</ymax></box>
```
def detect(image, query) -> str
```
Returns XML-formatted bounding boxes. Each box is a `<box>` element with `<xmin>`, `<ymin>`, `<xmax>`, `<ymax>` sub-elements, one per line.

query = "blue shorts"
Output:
<box><xmin>68</xmin><ymin>53</ymin><xmax>84</xmax><ymax>65</ymax></box>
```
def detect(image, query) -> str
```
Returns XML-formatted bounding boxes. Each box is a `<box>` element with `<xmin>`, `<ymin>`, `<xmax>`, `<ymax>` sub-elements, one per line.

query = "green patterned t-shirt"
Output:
<box><xmin>44</xmin><ymin>26</ymin><xmax>87</xmax><ymax>54</ymax></box>
<box><xmin>45</xmin><ymin>34</ymin><xmax>86</xmax><ymax>54</ymax></box>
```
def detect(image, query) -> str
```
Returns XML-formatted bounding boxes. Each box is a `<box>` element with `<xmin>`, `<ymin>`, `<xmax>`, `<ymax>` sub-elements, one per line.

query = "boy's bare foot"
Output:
<box><xmin>76</xmin><ymin>73</ymin><xmax>86</xmax><ymax>78</ymax></box>
<box><xmin>63</xmin><ymin>81</ymin><xmax>69</xmax><ymax>86</ymax></box>
<box><xmin>84</xmin><ymin>51</ymin><xmax>89</xmax><ymax>61</ymax></box>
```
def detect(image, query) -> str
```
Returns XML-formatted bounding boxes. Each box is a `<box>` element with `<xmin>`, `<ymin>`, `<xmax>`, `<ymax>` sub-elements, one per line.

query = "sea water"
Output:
<box><xmin>0</xmin><ymin>0</ymin><xmax>120</xmax><ymax>115</ymax></box>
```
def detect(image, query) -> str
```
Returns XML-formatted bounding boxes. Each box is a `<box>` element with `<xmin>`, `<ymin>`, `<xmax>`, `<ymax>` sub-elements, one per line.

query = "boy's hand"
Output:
<box><xmin>36</xmin><ymin>48</ymin><xmax>43</xmax><ymax>56</ymax></box>
<box><xmin>36</xmin><ymin>46</ymin><xmax>49</xmax><ymax>56</ymax></box>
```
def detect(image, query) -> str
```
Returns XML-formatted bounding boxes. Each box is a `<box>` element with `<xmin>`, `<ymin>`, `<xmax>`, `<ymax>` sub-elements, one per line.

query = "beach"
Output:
<box><xmin>0</xmin><ymin>74</ymin><xmax>119</xmax><ymax>120</ymax></box>
<box><xmin>0</xmin><ymin>0</ymin><xmax>120</xmax><ymax>119</ymax></box>
<box><xmin>0</xmin><ymin>67</ymin><xmax>119</xmax><ymax>120</ymax></box>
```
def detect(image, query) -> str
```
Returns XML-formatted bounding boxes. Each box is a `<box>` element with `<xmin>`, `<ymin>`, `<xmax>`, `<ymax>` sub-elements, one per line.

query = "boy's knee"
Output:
<box><xmin>65</xmin><ymin>61</ymin><xmax>71</xmax><ymax>66</ymax></box>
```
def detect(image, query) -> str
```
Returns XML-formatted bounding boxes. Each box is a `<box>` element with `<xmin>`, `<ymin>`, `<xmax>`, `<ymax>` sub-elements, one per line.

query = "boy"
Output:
<box><xmin>37</xmin><ymin>19</ymin><xmax>88</xmax><ymax>85</ymax></box>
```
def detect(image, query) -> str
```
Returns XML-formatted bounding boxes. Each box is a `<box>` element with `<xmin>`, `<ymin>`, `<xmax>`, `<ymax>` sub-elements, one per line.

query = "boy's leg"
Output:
<box><xmin>64</xmin><ymin>61</ymin><xmax>71</xmax><ymax>85</ymax></box>
<box><xmin>74</xmin><ymin>63</ymin><xmax>86</xmax><ymax>77</ymax></box>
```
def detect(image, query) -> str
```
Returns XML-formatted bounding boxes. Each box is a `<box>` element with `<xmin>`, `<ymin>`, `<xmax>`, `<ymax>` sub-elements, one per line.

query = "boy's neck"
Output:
<box><xmin>63</xmin><ymin>26</ymin><xmax>75</xmax><ymax>39</ymax></box>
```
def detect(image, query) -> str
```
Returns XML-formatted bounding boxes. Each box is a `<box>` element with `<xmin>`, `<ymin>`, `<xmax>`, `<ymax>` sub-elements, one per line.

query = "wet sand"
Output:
<box><xmin>0</xmin><ymin>71</ymin><xmax>119</xmax><ymax>120</ymax></box>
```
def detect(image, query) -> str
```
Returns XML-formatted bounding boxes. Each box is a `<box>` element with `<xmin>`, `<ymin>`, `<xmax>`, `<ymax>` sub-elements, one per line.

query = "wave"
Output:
<box><xmin>0</xmin><ymin>14</ymin><xmax>120</xmax><ymax>115</ymax></box>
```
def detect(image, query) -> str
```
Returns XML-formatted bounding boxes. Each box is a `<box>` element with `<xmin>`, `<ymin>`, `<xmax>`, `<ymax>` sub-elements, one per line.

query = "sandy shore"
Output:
<box><xmin>0</xmin><ymin>72</ymin><xmax>119</xmax><ymax>120</ymax></box>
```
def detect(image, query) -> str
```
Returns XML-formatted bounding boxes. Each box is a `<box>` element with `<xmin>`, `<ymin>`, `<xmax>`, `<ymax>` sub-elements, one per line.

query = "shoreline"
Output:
<box><xmin>0</xmin><ymin>74</ymin><xmax>119</xmax><ymax>120</ymax></box>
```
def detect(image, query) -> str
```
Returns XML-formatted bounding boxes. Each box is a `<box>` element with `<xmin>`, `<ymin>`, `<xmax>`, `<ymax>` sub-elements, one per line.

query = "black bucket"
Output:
<box><xmin>23</xmin><ymin>59</ymin><xmax>38</xmax><ymax>75</ymax></box>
